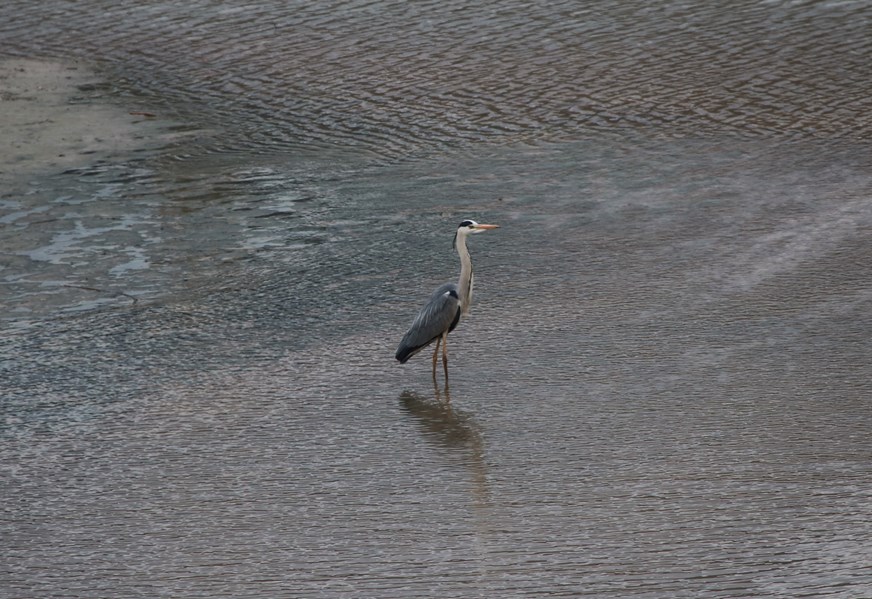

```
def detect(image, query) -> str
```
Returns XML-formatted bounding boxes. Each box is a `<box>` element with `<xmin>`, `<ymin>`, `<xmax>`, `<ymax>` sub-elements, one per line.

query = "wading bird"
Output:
<box><xmin>395</xmin><ymin>219</ymin><xmax>499</xmax><ymax>380</ymax></box>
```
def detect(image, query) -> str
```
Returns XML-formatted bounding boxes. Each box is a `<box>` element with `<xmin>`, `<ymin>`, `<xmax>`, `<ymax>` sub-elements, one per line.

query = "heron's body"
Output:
<box><xmin>395</xmin><ymin>219</ymin><xmax>498</xmax><ymax>380</ymax></box>
<box><xmin>395</xmin><ymin>282</ymin><xmax>462</xmax><ymax>364</ymax></box>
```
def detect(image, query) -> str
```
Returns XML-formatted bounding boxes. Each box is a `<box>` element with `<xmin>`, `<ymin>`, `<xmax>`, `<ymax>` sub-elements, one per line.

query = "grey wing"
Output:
<box><xmin>395</xmin><ymin>283</ymin><xmax>461</xmax><ymax>363</ymax></box>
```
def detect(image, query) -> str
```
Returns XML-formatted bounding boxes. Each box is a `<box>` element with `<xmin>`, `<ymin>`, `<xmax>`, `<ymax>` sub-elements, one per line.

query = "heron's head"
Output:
<box><xmin>453</xmin><ymin>219</ymin><xmax>499</xmax><ymax>249</ymax></box>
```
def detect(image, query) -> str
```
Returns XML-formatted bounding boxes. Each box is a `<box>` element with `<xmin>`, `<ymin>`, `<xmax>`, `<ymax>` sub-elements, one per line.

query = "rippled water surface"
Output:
<box><xmin>2</xmin><ymin>1</ymin><xmax>872</xmax><ymax>597</ymax></box>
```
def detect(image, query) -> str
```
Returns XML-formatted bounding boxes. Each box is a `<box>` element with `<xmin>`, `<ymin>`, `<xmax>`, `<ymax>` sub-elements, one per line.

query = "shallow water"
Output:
<box><xmin>3</xmin><ymin>1</ymin><xmax>872</xmax><ymax>598</ymax></box>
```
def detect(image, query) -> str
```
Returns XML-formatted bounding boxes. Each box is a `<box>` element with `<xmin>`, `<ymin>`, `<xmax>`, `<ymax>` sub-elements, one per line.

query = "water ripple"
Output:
<box><xmin>2</xmin><ymin>1</ymin><xmax>870</xmax><ymax>163</ymax></box>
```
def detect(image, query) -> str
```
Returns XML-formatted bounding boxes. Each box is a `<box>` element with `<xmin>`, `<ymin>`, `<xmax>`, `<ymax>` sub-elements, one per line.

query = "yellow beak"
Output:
<box><xmin>474</xmin><ymin>224</ymin><xmax>500</xmax><ymax>230</ymax></box>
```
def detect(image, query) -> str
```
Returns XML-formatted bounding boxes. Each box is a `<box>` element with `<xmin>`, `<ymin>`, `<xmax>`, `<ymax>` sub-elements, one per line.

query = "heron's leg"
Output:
<box><xmin>441</xmin><ymin>332</ymin><xmax>449</xmax><ymax>380</ymax></box>
<box><xmin>432</xmin><ymin>336</ymin><xmax>442</xmax><ymax>380</ymax></box>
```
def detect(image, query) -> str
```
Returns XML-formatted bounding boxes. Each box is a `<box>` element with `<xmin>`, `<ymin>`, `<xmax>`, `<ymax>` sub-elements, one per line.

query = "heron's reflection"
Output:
<box><xmin>399</xmin><ymin>387</ymin><xmax>491</xmax><ymax>507</ymax></box>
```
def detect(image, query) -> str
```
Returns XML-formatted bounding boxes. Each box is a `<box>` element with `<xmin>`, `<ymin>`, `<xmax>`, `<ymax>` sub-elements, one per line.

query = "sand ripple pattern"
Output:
<box><xmin>2</xmin><ymin>1</ymin><xmax>871</xmax><ymax>161</ymax></box>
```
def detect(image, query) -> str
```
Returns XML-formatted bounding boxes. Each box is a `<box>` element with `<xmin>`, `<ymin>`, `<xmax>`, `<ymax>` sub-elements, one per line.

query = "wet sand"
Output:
<box><xmin>0</xmin><ymin>58</ymin><xmax>163</xmax><ymax>188</ymax></box>
<box><xmin>0</xmin><ymin>58</ymin><xmax>186</xmax><ymax>323</ymax></box>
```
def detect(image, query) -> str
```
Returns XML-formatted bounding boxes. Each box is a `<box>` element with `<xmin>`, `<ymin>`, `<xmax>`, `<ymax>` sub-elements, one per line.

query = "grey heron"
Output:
<box><xmin>395</xmin><ymin>219</ymin><xmax>499</xmax><ymax>379</ymax></box>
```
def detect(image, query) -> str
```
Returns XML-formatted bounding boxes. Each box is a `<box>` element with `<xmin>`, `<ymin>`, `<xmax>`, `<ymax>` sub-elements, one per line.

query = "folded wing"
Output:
<box><xmin>395</xmin><ymin>283</ymin><xmax>462</xmax><ymax>363</ymax></box>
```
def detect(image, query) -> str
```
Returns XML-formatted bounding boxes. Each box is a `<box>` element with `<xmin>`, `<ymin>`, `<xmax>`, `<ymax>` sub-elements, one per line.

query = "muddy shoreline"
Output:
<box><xmin>0</xmin><ymin>58</ymin><xmax>168</xmax><ymax>188</ymax></box>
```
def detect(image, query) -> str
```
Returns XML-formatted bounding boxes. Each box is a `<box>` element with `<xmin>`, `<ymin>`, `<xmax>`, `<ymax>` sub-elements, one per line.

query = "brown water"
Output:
<box><xmin>2</xmin><ymin>1</ymin><xmax>872</xmax><ymax>597</ymax></box>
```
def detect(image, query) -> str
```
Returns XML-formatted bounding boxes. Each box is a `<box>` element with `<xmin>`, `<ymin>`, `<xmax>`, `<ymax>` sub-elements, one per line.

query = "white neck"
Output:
<box><xmin>456</xmin><ymin>232</ymin><xmax>474</xmax><ymax>315</ymax></box>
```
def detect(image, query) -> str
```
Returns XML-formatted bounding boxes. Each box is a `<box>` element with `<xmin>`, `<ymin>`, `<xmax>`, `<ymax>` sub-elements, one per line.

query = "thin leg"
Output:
<box><xmin>433</xmin><ymin>378</ymin><xmax>451</xmax><ymax>403</ymax></box>
<box><xmin>432</xmin><ymin>336</ymin><xmax>442</xmax><ymax>380</ymax></box>
<box><xmin>441</xmin><ymin>331</ymin><xmax>449</xmax><ymax>381</ymax></box>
